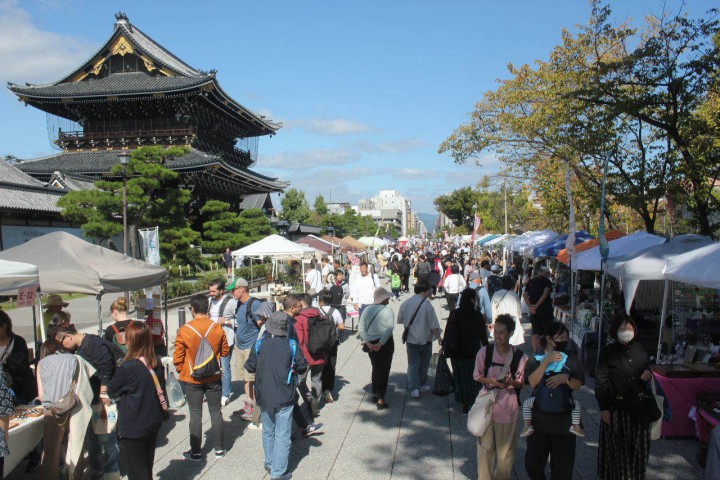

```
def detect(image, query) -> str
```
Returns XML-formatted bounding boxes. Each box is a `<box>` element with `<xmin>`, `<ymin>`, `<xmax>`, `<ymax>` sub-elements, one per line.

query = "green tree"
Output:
<box><xmin>237</xmin><ymin>208</ymin><xmax>273</xmax><ymax>246</ymax></box>
<box><xmin>200</xmin><ymin>200</ymin><xmax>245</xmax><ymax>253</ymax></box>
<box><xmin>280</xmin><ymin>188</ymin><xmax>311</xmax><ymax>223</ymax></box>
<box><xmin>58</xmin><ymin>146</ymin><xmax>197</xmax><ymax>260</ymax></box>
<box><xmin>434</xmin><ymin>187</ymin><xmax>478</xmax><ymax>229</ymax></box>
<box><xmin>314</xmin><ymin>195</ymin><xmax>328</xmax><ymax>215</ymax></box>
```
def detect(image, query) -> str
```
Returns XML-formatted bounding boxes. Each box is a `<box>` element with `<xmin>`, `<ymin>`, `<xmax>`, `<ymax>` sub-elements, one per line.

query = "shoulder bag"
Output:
<box><xmin>50</xmin><ymin>360</ymin><xmax>79</xmax><ymax>424</ymax></box>
<box><xmin>401</xmin><ymin>298</ymin><xmax>426</xmax><ymax>344</ymax></box>
<box><xmin>139</xmin><ymin>357</ymin><xmax>170</xmax><ymax>420</ymax></box>
<box><xmin>467</xmin><ymin>345</ymin><xmax>514</xmax><ymax>437</ymax></box>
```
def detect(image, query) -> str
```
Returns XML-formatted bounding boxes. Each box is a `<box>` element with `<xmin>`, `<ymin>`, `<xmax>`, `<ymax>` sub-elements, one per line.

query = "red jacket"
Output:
<box><xmin>294</xmin><ymin>307</ymin><xmax>327</xmax><ymax>366</ymax></box>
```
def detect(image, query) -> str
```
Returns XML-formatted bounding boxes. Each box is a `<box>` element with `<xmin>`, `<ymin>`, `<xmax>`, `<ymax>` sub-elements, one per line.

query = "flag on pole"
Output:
<box><xmin>471</xmin><ymin>214</ymin><xmax>481</xmax><ymax>246</ymax></box>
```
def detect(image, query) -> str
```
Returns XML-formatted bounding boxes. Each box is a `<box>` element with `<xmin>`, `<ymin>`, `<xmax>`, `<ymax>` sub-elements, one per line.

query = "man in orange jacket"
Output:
<box><xmin>174</xmin><ymin>294</ymin><xmax>229</xmax><ymax>461</ymax></box>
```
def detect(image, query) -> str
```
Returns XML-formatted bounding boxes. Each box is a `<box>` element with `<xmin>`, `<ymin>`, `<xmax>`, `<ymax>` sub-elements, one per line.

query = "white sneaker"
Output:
<box><xmin>419</xmin><ymin>385</ymin><xmax>431</xmax><ymax>393</ymax></box>
<box><xmin>221</xmin><ymin>396</ymin><xmax>230</xmax><ymax>407</ymax></box>
<box><xmin>410</xmin><ymin>389</ymin><xmax>420</xmax><ymax>398</ymax></box>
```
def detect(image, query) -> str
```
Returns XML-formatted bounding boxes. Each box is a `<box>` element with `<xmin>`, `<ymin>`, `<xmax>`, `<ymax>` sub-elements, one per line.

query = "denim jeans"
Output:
<box><xmin>261</xmin><ymin>404</ymin><xmax>294</xmax><ymax>478</ymax></box>
<box><xmin>185</xmin><ymin>381</ymin><xmax>224</xmax><ymax>453</ymax></box>
<box><xmin>406</xmin><ymin>342</ymin><xmax>433</xmax><ymax>391</ymax></box>
<box><xmin>85</xmin><ymin>422</ymin><xmax>119</xmax><ymax>474</ymax></box>
<box><xmin>221</xmin><ymin>347</ymin><xmax>233</xmax><ymax>398</ymax></box>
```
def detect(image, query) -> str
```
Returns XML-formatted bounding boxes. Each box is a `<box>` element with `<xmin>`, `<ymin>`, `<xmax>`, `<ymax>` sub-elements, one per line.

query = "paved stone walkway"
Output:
<box><xmin>7</xmin><ymin>289</ymin><xmax>706</xmax><ymax>479</ymax></box>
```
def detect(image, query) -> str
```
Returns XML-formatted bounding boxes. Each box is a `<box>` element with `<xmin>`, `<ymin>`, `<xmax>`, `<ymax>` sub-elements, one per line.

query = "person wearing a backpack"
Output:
<box><xmin>227</xmin><ymin>278</ymin><xmax>263</xmax><ymax>421</ymax></box>
<box><xmin>173</xmin><ymin>294</ymin><xmax>229</xmax><ymax>461</ymax></box>
<box><xmin>523</xmin><ymin>321</ymin><xmax>584</xmax><ymax>480</ymax></box>
<box><xmin>350</xmin><ymin>262</ymin><xmax>380</xmax><ymax>317</ymax></box>
<box><xmin>329</xmin><ymin>269</ymin><xmax>349</xmax><ymax>321</ymax></box>
<box><xmin>103</xmin><ymin>296</ymin><xmax>136</xmax><ymax>355</ymax></box>
<box><xmin>397</xmin><ymin>281</ymin><xmax>442</xmax><ymax>399</ymax></box>
<box><xmin>293</xmin><ymin>294</ymin><xmax>328</xmax><ymax>418</ymax></box>
<box><xmin>400</xmin><ymin>253</ymin><xmax>411</xmax><ymax>293</ymax></box>
<box><xmin>442</xmin><ymin>288</ymin><xmax>488</xmax><ymax>414</ymax></box>
<box><xmin>472</xmin><ymin>315</ymin><xmax>527</xmax><ymax>480</ymax></box>
<box><xmin>55</xmin><ymin>324</ymin><xmax>120</xmax><ymax>480</ymax></box>
<box><xmin>245</xmin><ymin>311</ymin><xmax>307</xmax><ymax>480</ymax></box>
<box><xmin>443</xmin><ymin>265</ymin><xmax>466</xmax><ymax>312</ymax></box>
<box><xmin>390</xmin><ymin>271</ymin><xmax>402</xmax><ymax>300</ymax></box>
<box><xmin>318</xmin><ymin>290</ymin><xmax>344</xmax><ymax>403</ymax></box>
<box><xmin>208</xmin><ymin>279</ymin><xmax>238</xmax><ymax>407</ymax></box>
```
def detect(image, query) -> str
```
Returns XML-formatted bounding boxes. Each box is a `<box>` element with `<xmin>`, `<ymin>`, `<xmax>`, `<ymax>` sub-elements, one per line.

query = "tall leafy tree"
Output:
<box><xmin>314</xmin><ymin>195</ymin><xmax>328</xmax><ymax>215</ymax></box>
<box><xmin>280</xmin><ymin>188</ymin><xmax>311</xmax><ymax>223</ymax></box>
<box><xmin>58</xmin><ymin>146</ymin><xmax>197</xmax><ymax>260</ymax></box>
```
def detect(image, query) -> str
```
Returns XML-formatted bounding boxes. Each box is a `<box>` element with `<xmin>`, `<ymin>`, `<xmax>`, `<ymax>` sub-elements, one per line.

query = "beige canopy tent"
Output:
<box><xmin>0</xmin><ymin>232</ymin><xmax>168</xmax><ymax>337</ymax></box>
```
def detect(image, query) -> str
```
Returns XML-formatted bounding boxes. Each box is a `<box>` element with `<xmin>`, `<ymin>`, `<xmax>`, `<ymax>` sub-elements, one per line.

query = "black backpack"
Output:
<box><xmin>306</xmin><ymin>308</ymin><xmax>337</xmax><ymax>355</ymax></box>
<box><xmin>329</xmin><ymin>283</ymin><xmax>345</xmax><ymax>306</ymax></box>
<box><xmin>483</xmin><ymin>344</ymin><xmax>524</xmax><ymax>405</ymax></box>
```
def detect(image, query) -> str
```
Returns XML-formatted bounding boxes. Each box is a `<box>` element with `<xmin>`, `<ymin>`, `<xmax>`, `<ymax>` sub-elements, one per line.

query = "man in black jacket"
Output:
<box><xmin>400</xmin><ymin>254</ymin><xmax>411</xmax><ymax>293</ymax></box>
<box><xmin>56</xmin><ymin>325</ymin><xmax>120</xmax><ymax>479</ymax></box>
<box><xmin>246</xmin><ymin>312</ymin><xmax>307</xmax><ymax>480</ymax></box>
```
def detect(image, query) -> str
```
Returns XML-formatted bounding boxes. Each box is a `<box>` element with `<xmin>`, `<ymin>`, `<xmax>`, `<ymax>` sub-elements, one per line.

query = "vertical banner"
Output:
<box><xmin>471</xmin><ymin>214</ymin><xmax>481</xmax><ymax>249</ymax></box>
<box><xmin>139</xmin><ymin>227</ymin><xmax>162</xmax><ymax>296</ymax></box>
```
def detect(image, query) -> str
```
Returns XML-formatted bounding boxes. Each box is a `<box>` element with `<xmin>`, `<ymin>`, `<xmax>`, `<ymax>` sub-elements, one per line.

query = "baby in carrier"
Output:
<box><xmin>520</xmin><ymin>351</ymin><xmax>585</xmax><ymax>438</ymax></box>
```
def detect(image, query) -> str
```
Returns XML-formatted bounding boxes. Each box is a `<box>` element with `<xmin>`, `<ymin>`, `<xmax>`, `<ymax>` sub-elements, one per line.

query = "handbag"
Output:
<box><xmin>649</xmin><ymin>376</ymin><xmax>664</xmax><ymax>440</ymax></box>
<box><xmin>92</xmin><ymin>402</ymin><xmax>119</xmax><ymax>435</ymax></box>
<box><xmin>629</xmin><ymin>382</ymin><xmax>662</xmax><ymax>423</ymax></box>
<box><xmin>50</xmin><ymin>363</ymin><xmax>79</xmax><ymax>422</ymax></box>
<box><xmin>432</xmin><ymin>356</ymin><xmax>454</xmax><ymax>397</ymax></box>
<box><xmin>467</xmin><ymin>347</ymin><xmax>514</xmax><ymax>437</ymax></box>
<box><xmin>140</xmin><ymin>357</ymin><xmax>169</xmax><ymax>420</ymax></box>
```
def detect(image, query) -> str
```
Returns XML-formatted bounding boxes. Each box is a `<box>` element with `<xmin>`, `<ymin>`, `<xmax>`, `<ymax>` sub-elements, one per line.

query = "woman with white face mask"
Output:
<box><xmin>595</xmin><ymin>314</ymin><xmax>654</xmax><ymax>480</ymax></box>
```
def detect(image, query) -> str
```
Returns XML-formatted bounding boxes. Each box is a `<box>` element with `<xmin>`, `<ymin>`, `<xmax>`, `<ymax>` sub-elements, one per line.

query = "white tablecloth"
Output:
<box><xmin>5</xmin><ymin>414</ymin><xmax>43</xmax><ymax>477</ymax></box>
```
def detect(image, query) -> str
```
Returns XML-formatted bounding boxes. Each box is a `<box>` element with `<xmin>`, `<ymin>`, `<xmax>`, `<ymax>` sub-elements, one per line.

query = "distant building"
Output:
<box><xmin>357</xmin><ymin>190</ymin><xmax>412</xmax><ymax>236</ymax></box>
<box><xmin>327</xmin><ymin>202</ymin><xmax>351</xmax><ymax>215</ymax></box>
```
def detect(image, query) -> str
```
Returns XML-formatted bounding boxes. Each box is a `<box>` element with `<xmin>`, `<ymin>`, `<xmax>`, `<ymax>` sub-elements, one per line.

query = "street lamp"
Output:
<box><xmin>327</xmin><ymin>224</ymin><xmax>336</xmax><ymax>237</ymax></box>
<box><xmin>117</xmin><ymin>151</ymin><xmax>130</xmax><ymax>256</ymax></box>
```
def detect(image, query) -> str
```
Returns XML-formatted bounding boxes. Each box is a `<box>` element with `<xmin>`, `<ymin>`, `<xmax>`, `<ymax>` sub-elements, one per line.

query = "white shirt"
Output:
<box><xmin>208</xmin><ymin>294</ymin><xmax>238</xmax><ymax>346</ymax></box>
<box><xmin>319</xmin><ymin>305</ymin><xmax>344</xmax><ymax>327</ymax></box>
<box><xmin>322</xmin><ymin>263</ymin><xmax>332</xmax><ymax>279</ymax></box>
<box><xmin>350</xmin><ymin>273</ymin><xmax>380</xmax><ymax>307</ymax></box>
<box><xmin>491</xmin><ymin>289</ymin><xmax>524</xmax><ymax>346</ymax></box>
<box><xmin>305</xmin><ymin>268</ymin><xmax>323</xmax><ymax>291</ymax></box>
<box><xmin>443</xmin><ymin>274</ymin><xmax>466</xmax><ymax>294</ymax></box>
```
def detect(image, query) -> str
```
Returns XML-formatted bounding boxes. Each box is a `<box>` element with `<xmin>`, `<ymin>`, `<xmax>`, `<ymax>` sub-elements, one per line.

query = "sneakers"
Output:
<box><xmin>519</xmin><ymin>426</ymin><xmax>534</xmax><ymax>438</ymax></box>
<box><xmin>324</xmin><ymin>391</ymin><xmax>334</xmax><ymax>403</ymax></box>
<box><xmin>376</xmin><ymin>402</ymin><xmax>389</xmax><ymax>410</ymax></box>
<box><xmin>301</xmin><ymin>422</ymin><xmax>324</xmax><ymax>437</ymax></box>
<box><xmin>419</xmin><ymin>385</ymin><xmax>431</xmax><ymax>393</ymax></box>
<box><xmin>410</xmin><ymin>389</ymin><xmax>420</xmax><ymax>398</ymax></box>
<box><xmin>220</xmin><ymin>396</ymin><xmax>230</xmax><ymax>407</ymax></box>
<box><xmin>214</xmin><ymin>449</ymin><xmax>226</xmax><ymax>458</ymax></box>
<box><xmin>569</xmin><ymin>425</ymin><xmax>586</xmax><ymax>437</ymax></box>
<box><xmin>183</xmin><ymin>450</ymin><xmax>202</xmax><ymax>461</ymax></box>
<box><xmin>271</xmin><ymin>472</ymin><xmax>293</xmax><ymax>480</ymax></box>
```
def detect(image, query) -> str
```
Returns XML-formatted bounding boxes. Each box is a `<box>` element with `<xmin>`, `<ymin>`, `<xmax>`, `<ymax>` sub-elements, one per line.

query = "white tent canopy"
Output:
<box><xmin>663</xmin><ymin>242</ymin><xmax>720</xmax><ymax>289</ymax></box>
<box><xmin>357</xmin><ymin>236</ymin><xmax>388</xmax><ymax>247</ymax></box>
<box><xmin>571</xmin><ymin>230</ymin><xmax>666</xmax><ymax>272</ymax></box>
<box><xmin>521</xmin><ymin>231</ymin><xmax>562</xmax><ymax>258</ymax></box>
<box><xmin>606</xmin><ymin>234</ymin><xmax>714</xmax><ymax>314</ymax></box>
<box><xmin>0</xmin><ymin>232</ymin><xmax>168</xmax><ymax>295</ymax></box>
<box><xmin>232</xmin><ymin>234</ymin><xmax>316</xmax><ymax>260</ymax></box>
<box><xmin>0</xmin><ymin>259</ymin><xmax>39</xmax><ymax>294</ymax></box>
<box><xmin>508</xmin><ymin>230</ymin><xmax>559</xmax><ymax>254</ymax></box>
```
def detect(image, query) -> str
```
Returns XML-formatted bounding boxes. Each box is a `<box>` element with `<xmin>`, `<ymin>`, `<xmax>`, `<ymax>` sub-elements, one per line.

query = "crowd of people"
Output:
<box><xmin>0</xmin><ymin>241</ymin><xmax>681</xmax><ymax>480</ymax></box>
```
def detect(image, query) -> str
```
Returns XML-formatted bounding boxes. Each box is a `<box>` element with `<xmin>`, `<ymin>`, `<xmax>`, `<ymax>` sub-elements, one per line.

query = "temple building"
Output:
<box><xmin>8</xmin><ymin>12</ymin><xmax>287</xmax><ymax>219</ymax></box>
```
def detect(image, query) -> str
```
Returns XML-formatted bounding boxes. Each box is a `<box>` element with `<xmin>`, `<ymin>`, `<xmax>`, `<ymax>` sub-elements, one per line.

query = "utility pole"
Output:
<box><xmin>504</xmin><ymin>179</ymin><xmax>508</xmax><ymax>235</ymax></box>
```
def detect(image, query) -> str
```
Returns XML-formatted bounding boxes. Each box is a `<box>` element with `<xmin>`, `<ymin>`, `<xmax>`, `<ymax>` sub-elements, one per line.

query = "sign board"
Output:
<box><xmin>16</xmin><ymin>286</ymin><xmax>37</xmax><ymax>308</ymax></box>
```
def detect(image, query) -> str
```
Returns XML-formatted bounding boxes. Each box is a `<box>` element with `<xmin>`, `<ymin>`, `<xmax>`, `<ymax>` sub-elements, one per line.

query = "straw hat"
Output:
<box><xmin>46</xmin><ymin>294</ymin><xmax>68</xmax><ymax>308</ymax></box>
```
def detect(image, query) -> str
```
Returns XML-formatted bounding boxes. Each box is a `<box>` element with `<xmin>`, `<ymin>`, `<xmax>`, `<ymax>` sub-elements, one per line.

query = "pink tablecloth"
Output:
<box><xmin>653</xmin><ymin>372</ymin><xmax>720</xmax><ymax>437</ymax></box>
<box><xmin>697</xmin><ymin>406</ymin><xmax>720</xmax><ymax>445</ymax></box>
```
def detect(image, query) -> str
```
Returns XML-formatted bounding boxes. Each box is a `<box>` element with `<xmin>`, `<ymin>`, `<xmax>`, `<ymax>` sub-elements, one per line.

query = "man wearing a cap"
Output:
<box><xmin>42</xmin><ymin>294</ymin><xmax>68</xmax><ymax>340</ymax></box>
<box><xmin>358</xmin><ymin>288</ymin><xmax>396</xmax><ymax>410</ymax></box>
<box><xmin>523</xmin><ymin>267</ymin><xmax>553</xmax><ymax>353</ymax></box>
<box><xmin>228</xmin><ymin>278</ymin><xmax>263</xmax><ymax>420</ymax></box>
<box><xmin>245</xmin><ymin>311</ymin><xmax>307</xmax><ymax>480</ymax></box>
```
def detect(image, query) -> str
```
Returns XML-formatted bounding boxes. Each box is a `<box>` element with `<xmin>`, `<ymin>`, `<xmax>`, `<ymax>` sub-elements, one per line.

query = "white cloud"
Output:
<box><xmin>0</xmin><ymin>1</ymin><xmax>95</xmax><ymax>84</ymax></box>
<box><xmin>287</xmin><ymin>118</ymin><xmax>375</xmax><ymax>136</ymax></box>
<box><xmin>354</xmin><ymin>138</ymin><xmax>427</xmax><ymax>154</ymax></box>
<box><xmin>262</xmin><ymin>148</ymin><xmax>361</xmax><ymax>170</ymax></box>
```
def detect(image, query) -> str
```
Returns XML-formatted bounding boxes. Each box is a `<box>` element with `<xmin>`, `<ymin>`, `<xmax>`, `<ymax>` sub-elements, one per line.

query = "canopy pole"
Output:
<box><xmin>163</xmin><ymin>282</ymin><xmax>169</xmax><ymax>350</ymax></box>
<box><xmin>96</xmin><ymin>294</ymin><xmax>103</xmax><ymax>336</ymax></box>
<box><xmin>595</xmin><ymin>261</ymin><xmax>608</xmax><ymax>370</ymax></box>
<box><xmin>656</xmin><ymin>280</ymin><xmax>669</xmax><ymax>362</ymax></box>
<box><xmin>569</xmin><ymin>257</ymin><xmax>575</xmax><ymax>342</ymax></box>
<box><xmin>250</xmin><ymin>258</ymin><xmax>254</xmax><ymax>286</ymax></box>
<box><xmin>302</xmin><ymin>260</ymin><xmax>306</xmax><ymax>293</ymax></box>
<box><xmin>32</xmin><ymin>289</ymin><xmax>39</xmax><ymax>348</ymax></box>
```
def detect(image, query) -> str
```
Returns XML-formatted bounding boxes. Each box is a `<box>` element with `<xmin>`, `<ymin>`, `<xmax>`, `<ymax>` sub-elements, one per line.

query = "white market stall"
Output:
<box><xmin>570</xmin><ymin>230</ymin><xmax>666</xmax><ymax>272</ymax></box>
<box><xmin>0</xmin><ymin>232</ymin><xmax>168</xmax><ymax>338</ymax></box>
<box><xmin>232</xmin><ymin>234</ymin><xmax>316</xmax><ymax>291</ymax></box>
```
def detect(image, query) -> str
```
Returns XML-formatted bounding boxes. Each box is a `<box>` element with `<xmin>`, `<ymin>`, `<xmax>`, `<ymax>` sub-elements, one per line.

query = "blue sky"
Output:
<box><xmin>0</xmin><ymin>0</ymin><xmax>715</xmax><ymax>215</ymax></box>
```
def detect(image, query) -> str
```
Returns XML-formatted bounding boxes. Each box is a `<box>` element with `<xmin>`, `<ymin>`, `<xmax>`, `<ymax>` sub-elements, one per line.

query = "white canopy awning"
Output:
<box><xmin>571</xmin><ymin>231</ymin><xmax>666</xmax><ymax>272</ymax></box>
<box><xmin>663</xmin><ymin>242</ymin><xmax>720</xmax><ymax>289</ymax></box>
<box><xmin>232</xmin><ymin>234</ymin><xmax>316</xmax><ymax>260</ymax></box>
<box><xmin>0</xmin><ymin>259</ymin><xmax>39</xmax><ymax>294</ymax></box>
<box><xmin>606</xmin><ymin>234</ymin><xmax>714</xmax><ymax>313</ymax></box>
<box><xmin>521</xmin><ymin>231</ymin><xmax>562</xmax><ymax>258</ymax></box>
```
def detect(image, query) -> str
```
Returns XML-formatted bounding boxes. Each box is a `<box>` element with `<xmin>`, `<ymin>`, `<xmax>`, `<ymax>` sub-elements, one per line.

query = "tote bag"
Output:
<box><xmin>650</xmin><ymin>377</ymin><xmax>664</xmax><ymax>441</ymax></box>
<box><xmin>432</xmin><ymin>356</ymin><xmax>454</xmax><ymax>397</ymax></box>
<box><xmin>92</xmin><ymin>402</ymin><xmax>118</xmax><ymax>435</ymax></box>
<box><xmin>467</xmin><ymin>348</ymin><xmax>513</xmax><ymax>437</ymax></box>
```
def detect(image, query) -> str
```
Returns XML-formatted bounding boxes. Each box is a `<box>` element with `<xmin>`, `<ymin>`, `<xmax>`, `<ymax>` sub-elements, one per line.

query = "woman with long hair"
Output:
<box><xmin>443</xmin><ymin>288</ymin><xmax>488</xmax><ymax>414</ymax></box>
<box><xmin>0</xmin><ymin>310</ymin><xmax>36</xmax><ymax>404</ymax></box>
<box><xmin>108</xmin><ymin>322</ymin><xmax>165</xmax><ymax>480</ymax></box>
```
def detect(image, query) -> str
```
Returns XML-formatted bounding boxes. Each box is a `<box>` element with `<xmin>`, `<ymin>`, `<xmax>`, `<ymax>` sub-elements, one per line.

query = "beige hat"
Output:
<box><xmin>46</xmin><ymin>294</ymin><xmax>68</xmax><ymax>308</ymax></box>
<box><xmin>373</xmin><ymin>287</ymin><xmax>393</xmax><ymax>304</ymax></box>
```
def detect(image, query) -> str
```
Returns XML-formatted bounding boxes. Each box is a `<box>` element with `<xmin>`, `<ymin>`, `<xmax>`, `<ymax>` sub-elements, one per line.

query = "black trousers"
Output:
<box><xmin>321</xmin><ymin>341</ymin><xmax>339</xmax><ymax>393</ymax></box>
<box><xmin>445</xmin><ymin>293</ymin><xmax>459</xmax><ymax>312</ymax></box>
<box><xmin>401</xmin><ymin>274</ymin><xmax>409</xmax><ymax>291</ymax></box>
<box><xmin>185</xmin><ymin>381</ymin><xmax>224</xmax><ymax>453</ymax></box>
<box><xmin>119</xmin><ymin>432</ymin><xmax>158</xmax><ymax>480</ymax></box>
<box><xmin>524</xmin><ymin>430</ymin><xmax>576</xmax><ymax>480</ymax></box>
<box><xmin>368</xmin><ymin>337</ymin><xmax>394</xmax><ymax>399</ymax></box>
